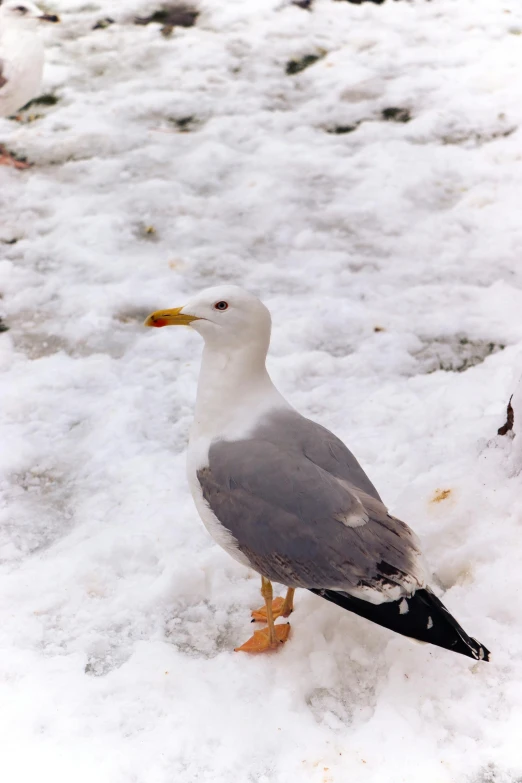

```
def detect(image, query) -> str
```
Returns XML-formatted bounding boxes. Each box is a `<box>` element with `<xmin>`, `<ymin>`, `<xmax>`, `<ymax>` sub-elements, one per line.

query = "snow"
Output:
<box><xmin>1</xmin><ymin>0</ymin><xmax>522</xmax><ymax>780</ymax></box>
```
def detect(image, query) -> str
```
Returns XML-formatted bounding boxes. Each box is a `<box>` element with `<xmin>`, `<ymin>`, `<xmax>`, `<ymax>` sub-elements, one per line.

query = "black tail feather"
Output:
<box><xmin>310</xmin><ymin>587</ymin><xmax>490</xmax><ymax>661</ymax></box>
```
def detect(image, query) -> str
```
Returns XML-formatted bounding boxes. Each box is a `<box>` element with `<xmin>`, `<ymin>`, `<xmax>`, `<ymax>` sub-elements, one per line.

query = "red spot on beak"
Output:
<box><xmin>151</xmin><ymin>318</ymin><xmax>169</xmax><ymax>327</ymax></box>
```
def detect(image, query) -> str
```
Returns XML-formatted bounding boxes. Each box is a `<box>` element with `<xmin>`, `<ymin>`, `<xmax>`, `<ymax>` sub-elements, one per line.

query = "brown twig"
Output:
<box><xmin>498</xmin><ymin>395</ymin><xmax>514</xmax><ymax>436</ymax></box>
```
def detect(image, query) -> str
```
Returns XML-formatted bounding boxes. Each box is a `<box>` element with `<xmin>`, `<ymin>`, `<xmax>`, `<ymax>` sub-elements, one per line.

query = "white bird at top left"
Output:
<box><xmin>0</xmin><ymin>0</ymin><xmax>59</xmax><ymax>168</ymax></box>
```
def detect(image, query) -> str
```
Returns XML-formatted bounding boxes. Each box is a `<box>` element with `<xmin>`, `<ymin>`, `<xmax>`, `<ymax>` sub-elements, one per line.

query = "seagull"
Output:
<box><xmin>145</xmin><ymin>286</ymin><xmax>490</xmax><ymax>660</ymax></box>
<box><xmin>0</xmin><ymin>0</ymin><xmax>59</xmax><ymax>168</ymax></box>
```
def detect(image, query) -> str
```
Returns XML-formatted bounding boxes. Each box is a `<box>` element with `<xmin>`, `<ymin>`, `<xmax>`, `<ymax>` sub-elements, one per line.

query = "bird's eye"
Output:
<box><xmin>214</xmin><ymin>301</ymin><xmax>228</xmax><ymax>311</ymax></box>
<box><xmin>15</xmin><ymin>5</ymin><xmax>28</xmax><ymax>13</ymax></box>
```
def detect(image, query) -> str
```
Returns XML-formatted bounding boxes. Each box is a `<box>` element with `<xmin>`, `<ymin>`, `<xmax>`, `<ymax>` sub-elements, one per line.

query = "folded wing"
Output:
<box><xmin>197</xmin><ymin>410</ymin><xmax>426</xmax><ymax>602</ymax></box>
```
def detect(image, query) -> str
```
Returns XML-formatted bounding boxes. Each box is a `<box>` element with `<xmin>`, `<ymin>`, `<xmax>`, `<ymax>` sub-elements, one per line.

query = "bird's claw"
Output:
<box><xmin>235</xmin><ymin>623</ymin><xmax>291</xmax><ymax>652</ymax></box>
<box><xmin>251</xmin><ymin>596</ymin><xmax>293</xmax><ymax>622</ymax></box>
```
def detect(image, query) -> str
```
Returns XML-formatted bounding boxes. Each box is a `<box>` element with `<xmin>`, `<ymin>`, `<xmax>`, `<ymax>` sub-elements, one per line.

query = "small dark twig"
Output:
<box><xmin>19</xmin><ymin>94</ymin><xmax>59</xmax><ymax>110</ymax></box>
<box><xmin>93</xmin><ymin>17</ymin><xmax>114</xmax><ymax>30</ymax></box>
<box><xmin>286</xmin><ymin>52</ymin><xmax>325</xmax><ymax>75</ymax></box>
<box><xmin>498</xmin><ymin>395</ymin><xmax>514</xmax><ymax>436</ymax></box>
<box><xmin>382</xmin><ymin>107</ymin><xmax>411</xmax><ymax>124</ymax></box>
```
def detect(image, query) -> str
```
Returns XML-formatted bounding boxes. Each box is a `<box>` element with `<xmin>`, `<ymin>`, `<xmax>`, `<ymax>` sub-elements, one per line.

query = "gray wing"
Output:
<box><xmin>197</xmin><ymin>410</ymin><xmax>425</xmax><ymax>601</ymax></box>
<box><xmin>254</xmin><ymin>409</ymin><xmax>383</xmax><ymax>501</ymax></box>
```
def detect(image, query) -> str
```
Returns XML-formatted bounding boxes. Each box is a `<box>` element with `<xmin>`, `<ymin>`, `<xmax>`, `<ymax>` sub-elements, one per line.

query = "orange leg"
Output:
<box><xmin>235</xmin><ymin>577</ymin><xmax>290</xmax><ymax>653</ymax></box>
<box><xmin>252</xmin><ymin>586</ymin><xmax>295</xmax><ymax>621</ymax></box>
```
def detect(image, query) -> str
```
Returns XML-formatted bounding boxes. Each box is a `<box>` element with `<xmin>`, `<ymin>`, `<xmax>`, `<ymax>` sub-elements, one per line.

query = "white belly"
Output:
<box><xmin>0</xmin><ymin>35</ymin><xmax>44</xmax><ymax>118</ymax></box>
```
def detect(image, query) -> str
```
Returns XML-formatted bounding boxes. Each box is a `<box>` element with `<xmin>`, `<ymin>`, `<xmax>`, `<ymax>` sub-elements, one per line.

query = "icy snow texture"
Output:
<box><xmin>0</xmin><ymin>0</ymin><xmax>522</xmax><ymax>781</ymax></box>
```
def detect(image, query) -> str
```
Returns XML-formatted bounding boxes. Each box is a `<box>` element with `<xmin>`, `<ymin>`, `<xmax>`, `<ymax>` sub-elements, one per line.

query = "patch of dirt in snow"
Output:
<box><xmin>0</xmin><ymin>466</ymin><xmax>74</xmax><ymax>560</ymax></box>
<box><xmin>11</xmin><ymin>327</ymin><xmax>135</xmax><ymax>360</ymax></box>
<box><xmin>472</xmin><ymin>763</ymin><xmax>521</xmax><ymax>783</ymax></box>
<box><xmin>413</xmin><ymin>336</ymin><xmax>505</xmax><ymax>374</ymax></box>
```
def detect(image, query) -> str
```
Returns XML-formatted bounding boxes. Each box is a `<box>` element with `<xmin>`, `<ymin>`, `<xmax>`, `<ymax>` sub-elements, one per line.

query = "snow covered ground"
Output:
<box><xmin>1</xmin><ymin>0</ymin><xmax>522</xmax><ymax>780</ymax></box>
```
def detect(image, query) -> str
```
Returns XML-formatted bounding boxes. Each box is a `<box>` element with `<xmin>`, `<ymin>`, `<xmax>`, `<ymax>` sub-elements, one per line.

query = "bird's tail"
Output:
<box><xmin>310</xmin><ymin>586</ymin><xmax>490</xmax><ymax>661</ymax></box>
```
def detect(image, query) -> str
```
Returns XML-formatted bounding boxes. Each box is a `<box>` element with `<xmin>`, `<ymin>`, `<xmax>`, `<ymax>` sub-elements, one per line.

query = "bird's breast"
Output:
<box><xmin>0</xmin><ymin>35</ymin><xmax>44</xmax><ymax>117</ymax></box>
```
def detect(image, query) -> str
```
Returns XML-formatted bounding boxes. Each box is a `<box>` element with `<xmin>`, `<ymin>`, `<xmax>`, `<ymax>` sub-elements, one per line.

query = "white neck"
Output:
<box><xmin>0</xmin><ymin>19</ymin><xmax>37</xmax><ymax>35</ymax></box>
<box><xmin>0</xmin><ymin>24</ymin><xmax>39</xmax><ymax>56</ymax></box>
<box><xmin>191</xmin><ymin>341</ymin><xmax>289</xmax><ymax>442</ymax></box>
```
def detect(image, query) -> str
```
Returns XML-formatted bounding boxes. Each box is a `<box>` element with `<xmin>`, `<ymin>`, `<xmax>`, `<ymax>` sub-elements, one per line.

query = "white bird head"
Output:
<box><xmin>0</xmin><ymin>1</ymin><xmax>59</xmax><ymax>25</ymax></box>
<box><xmin>145</xmin><ymin>285</ymin><xmax>272</xmax><ymax>353</ymax></box>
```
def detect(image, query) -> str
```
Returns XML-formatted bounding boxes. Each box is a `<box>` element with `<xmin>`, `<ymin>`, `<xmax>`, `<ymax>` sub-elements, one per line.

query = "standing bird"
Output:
<box><xmin>0</xmin><ymin>0</ymin><xmax>59</xmax><ymax>168</ymax></box>
<box><xmin>145</xmin><ymin>286</ymin><xmax>490</xmax><ymax>661</ymax></box>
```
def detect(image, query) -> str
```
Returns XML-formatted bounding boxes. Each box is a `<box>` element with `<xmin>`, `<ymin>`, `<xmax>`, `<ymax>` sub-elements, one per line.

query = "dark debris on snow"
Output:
<box><xmin>134</xmin><ymin>3</ymin><xmax>199</xmax><ymax>28</ymax></box>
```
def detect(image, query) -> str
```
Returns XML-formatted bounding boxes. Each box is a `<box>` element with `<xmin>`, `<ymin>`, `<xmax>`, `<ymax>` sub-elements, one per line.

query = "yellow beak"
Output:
<box><xmin>144</xmin><ymin>306</ymin><xmax>200</xmax><ymax>328</ymax></box>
